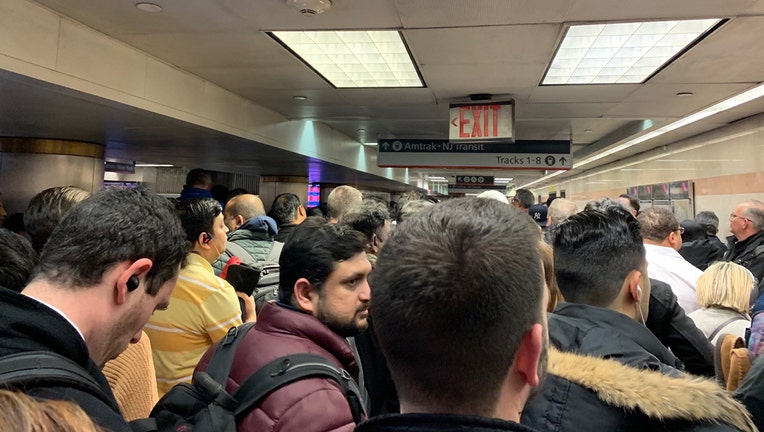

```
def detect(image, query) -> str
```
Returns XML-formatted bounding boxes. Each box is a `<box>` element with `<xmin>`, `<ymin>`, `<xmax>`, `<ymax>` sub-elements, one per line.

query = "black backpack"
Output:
<box><xmin>137</xmin><ymin>322</ymin><xmax>365</xmax><ymax>432</ymax></box>
<box><xmin>224</xmin><ymin>241</ymin><xmax>282</xmax><ymax>314</ymax></box>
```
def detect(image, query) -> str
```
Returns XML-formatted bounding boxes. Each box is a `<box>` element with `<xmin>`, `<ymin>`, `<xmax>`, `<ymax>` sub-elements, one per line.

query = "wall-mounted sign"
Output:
<box><xmin>455</xmin><ymin>175</ymin><xmax>494</xmax><ymax>186</ymax></box>
<box><xmin>377</xmin><ymin>139</ymin><xmax>571</xmax><ymax>170</ymax></box>
<box><xmin>449</xmin><ymin>101</ymin><xmax>514</xmax><ymax>142</ymax></box>
<box><xmin>104</xmin><ymin>161</ymin><xmax>135</xmax><ymax>173</ymax></box>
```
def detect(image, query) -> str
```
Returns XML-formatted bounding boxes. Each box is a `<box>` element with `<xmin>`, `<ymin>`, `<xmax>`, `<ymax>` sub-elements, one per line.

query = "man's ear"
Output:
<box><xmin>116</xmin><ymin>258</ymin><xmax>153</xmax><ymax>304</ymax></box>
<box><xmin>626</xmin><ymin>269</ymin><xmax>642</xmax><ymax>302</ymax></box>
<box><xmin>370</xmin><ymin>234</ymin><xmax>381</xmax><ymax>255</ymax></box>
<box><xmin>515</xmin><ymin>323</ymin><xmax>544</xmax><ymax>388</ymax></box>
<box><xmin>293</xmin><ymin>278</ymin><xmax>318</xmax><ymax>313</ymax></box>
<box><xmin>234</xmin><ymin>215</ymin><xmax>245</xmax><ymax>230</ymax></box>
<box><xmin>298</xmin><ymin>205</ymin><xmax>307</xmax><ymax>218</ymax></box>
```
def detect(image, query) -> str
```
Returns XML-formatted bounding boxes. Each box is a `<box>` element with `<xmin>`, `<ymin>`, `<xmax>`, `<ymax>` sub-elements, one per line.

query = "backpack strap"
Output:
<box><xmin>205</xmin><ymin>322</ymin><xmax>258</xmax><ymax>384</ymax></box>
<box><xmin>264</xmin><ymin>241</ymin><xmax>284</xmax><ymax>263</ymax></box>
<box><xmin>225</xmin><ymin>242</ymin><xmax>257</xmax><ymax>266</ymax></box>
<box><xmin>233</xmin><ymin>353</ymin><xmax>365</xmax><ymax>424</ymax></box>
<box><xmin>0</xmin><ymin>351</ymin><xmax>120</xmax><ymax>413</ymax></box>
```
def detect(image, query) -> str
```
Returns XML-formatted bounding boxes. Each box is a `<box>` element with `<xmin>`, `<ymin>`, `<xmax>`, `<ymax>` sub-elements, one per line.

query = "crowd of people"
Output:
<box><xmin>2</xmin><ymin>173</ymin><xmax>764</xmax><ymax>432</ymax></box>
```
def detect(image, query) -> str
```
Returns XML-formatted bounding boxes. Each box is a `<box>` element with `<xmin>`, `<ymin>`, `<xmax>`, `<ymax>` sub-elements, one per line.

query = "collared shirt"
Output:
<box><xmin>25</xmin><ymin>295</ymin><xmax>86</xmax><ymax>342</ymax></box>
<box><xmin>644</xmin><ymin>243</ymin><xmax>702</xmax><ymax>314</ymax></box>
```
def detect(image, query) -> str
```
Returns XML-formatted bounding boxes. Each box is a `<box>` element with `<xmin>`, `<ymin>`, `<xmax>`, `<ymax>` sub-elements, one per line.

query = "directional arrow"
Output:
<box><xmin>560</xmin><ymin>157</ymin><xmax>568</xmax><ymax>165</ymax></box>
<box><xmin>451</xmin><ymin>117</ymin><xmax>458</xmax><ymax>127</ymax></box>
<box><xmin>382</xmin><ymin>142</ymin><xmax>390</xmax><ymax>150</ymax></box>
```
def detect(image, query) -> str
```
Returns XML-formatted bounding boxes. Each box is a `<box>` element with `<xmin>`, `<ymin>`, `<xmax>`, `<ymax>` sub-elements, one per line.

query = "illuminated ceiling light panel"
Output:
<box><xmin>270</xmin><ymin>30</ymin><xmax>423</xmax><ymax>88</ymax></box>
<box><xmin>543</xmin><ymin>19</ymin><xmax>720</xmax><ymax>85</ymax></box>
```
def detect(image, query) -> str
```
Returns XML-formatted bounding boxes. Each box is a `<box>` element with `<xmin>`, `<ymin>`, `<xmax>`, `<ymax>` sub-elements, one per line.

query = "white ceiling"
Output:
<box><xmin>5</xmin><ymin>0</ymin><xmax>764</xmax><ymax>189</ymax></box>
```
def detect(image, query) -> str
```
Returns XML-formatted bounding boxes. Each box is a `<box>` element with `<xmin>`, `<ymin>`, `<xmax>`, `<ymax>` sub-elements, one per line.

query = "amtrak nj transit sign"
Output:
<box><xmin>377</xmin><ymin>139</ymin><xmax>572</xmax><ymax>170</ymax></box>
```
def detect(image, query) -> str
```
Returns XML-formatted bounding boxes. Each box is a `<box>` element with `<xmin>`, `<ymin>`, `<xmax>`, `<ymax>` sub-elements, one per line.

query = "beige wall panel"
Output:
<box><xmin>57</xmin><ymin>19</ymin><xmax>146</xmax><ymax>96</ymax></box>
<box><xmin>0</xmin><ymin>0</ymin><xmax>59</xmax><ymax>69</ymax></box>
<box><xmin>145</xmin><ymin>59</ymin><xmax>205</xmax><ymax>111</ymax></box>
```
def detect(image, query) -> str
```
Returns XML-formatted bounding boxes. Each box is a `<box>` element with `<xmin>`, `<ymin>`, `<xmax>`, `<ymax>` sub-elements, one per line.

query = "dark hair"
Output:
<box><xmin>637</xmin><ymin>207</ymin><xmax>679</xmax><ymax>242</ymax></box>
<box><xmin>0</xmin><ymin>229</ymin><xmax>38</xmax><ymax>292</ymax></box>
<box><xmin>512</xmin><ymin>189</ymin><xmax>535</xmax><ymax>209</ymax></box>
<box><xmin>210</xmin><ymin>185</ymin><xmax>229</xmax><ymax>204</ymax></box>
<box><xmin>34</xmin><ymin>188</ymin><xmax>187</xmax><ymax>296</ymax></box>
<box><xmin>185</xmin><ymin>168</ymin><xmax>211</xmax><ymax>188</ymax></box>
<box><xmin>679</xmin><ymin>220</ymin><xmax>706</xmax><ymax>242</ymax></box>
<box><xmin>227</xmin><ymin>188</ymin><xmax>248</xmax><ymax>202</ymax></box>
<box><xmin>552</xmin><ymin>206</ymin><xmax>645</xmax><ymax>306</ymax></box>
<box><xmin>583</xmin><ymin>200</ymin><xmax>601</xmax><ymax>212</ymax></box>
<box><xmin>24</xmin><ymin>186</ymin><xmax>90</xmax><ymax>252</ymax></box>
<box><xmin>619</xmin><ymin>194</ymin><xmax>640</xmax><ymax>212</ymax></box>
<box><xmin>695</xmin><ymin>211</ymin><xmax>720</xmax><ymax>236</ymax></box>
<box><xmin>175</xmin><ymin>198</ymin><xmax>223</xmax><ymax>246</ymax></box>
<box><xmin>339</xmin><ymin>199</ymin><xmax>391</xmax><ymax>243</ymax></box>
<box><xmin>278</xmin><ymin>220</ymin><xmax>367</xmax><ymax>304</ymax></box>
<box><xmin>370</xmin><ymin>198</ymin><xmax>544</xmax><ymax>415</ymax></box>
<box><xmin>270</xmin><ymin>193</ymin><xmax>301</xmax><ymax>226</ymax></box>
<box><xmin>305</xmin><ymin>205</ymin><xmax>326</xmax><ymax>219</ymax></box>
<box><xmin>3</xmin><ymin>213</ymin><xmax>26</xmax><ymax>234</ymax></box>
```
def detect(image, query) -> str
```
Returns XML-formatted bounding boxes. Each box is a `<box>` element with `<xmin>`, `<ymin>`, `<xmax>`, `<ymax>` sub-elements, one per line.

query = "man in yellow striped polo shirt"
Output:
<box><xmin>145</xmin><ymin>198</ymin><xmax>251</xmax><ymax>397</ymax></box>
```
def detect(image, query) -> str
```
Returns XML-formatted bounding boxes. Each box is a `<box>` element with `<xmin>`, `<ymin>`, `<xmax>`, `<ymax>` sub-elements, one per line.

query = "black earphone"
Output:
<box><xmin>202</xmin><ymin>233</ymin><xmax>211</xmax><ymax>244</ymax></box>
<box><xmin>127</xmin><ymin>275</ymin><xmax>140</xmax><ymax>292</ymax></box>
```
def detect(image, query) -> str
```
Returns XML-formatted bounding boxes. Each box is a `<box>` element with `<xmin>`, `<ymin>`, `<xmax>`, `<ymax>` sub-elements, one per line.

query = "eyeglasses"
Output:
<box><xmin>676</xmin><ymin>226</ymin><xmax>685</xmax><ymax>235</ymax></box>
<box><xmin>730</xmin><ymin>213</ymin><xmax>752</xmax><ymax>222</ymax></box>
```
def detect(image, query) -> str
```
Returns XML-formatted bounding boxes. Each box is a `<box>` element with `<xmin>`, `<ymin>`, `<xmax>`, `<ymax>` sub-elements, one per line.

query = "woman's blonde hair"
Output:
<box><xmin>696</xmin><ymin>261</ymin><xmax>755</xmax><ymax>314</ymax></box>
<box><xmin>539</xmin><ymin>241</ymin><xmax>563</xmax><ymax>312</ymax></box>
<box><xmin>0</xmin><ymin>390</ymin><xmax>104</xmax><ymax>432</ymax></box>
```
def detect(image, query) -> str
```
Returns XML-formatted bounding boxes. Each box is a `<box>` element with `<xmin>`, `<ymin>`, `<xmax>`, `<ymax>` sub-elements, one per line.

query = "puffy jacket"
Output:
<box><xmin>195</xmin><ymin>302</ymin><xmax>362</xmax><ymax>432</ymax></box>
<box><xmin>521</xmin><ymin>303</ymin><xmax>754</xmax><ymax>432</ymax></box>
<box><xmin>212</xmin><ymin>216</ymin><xmax>280</xmax><ymax>275</ymax></box>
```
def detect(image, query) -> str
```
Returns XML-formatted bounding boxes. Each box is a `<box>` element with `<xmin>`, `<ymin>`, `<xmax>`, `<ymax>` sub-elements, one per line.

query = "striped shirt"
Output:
<box><xmin>145</xmin><ymin>253</ymin><xmax>242</xmax><ymax>397</ymax></box>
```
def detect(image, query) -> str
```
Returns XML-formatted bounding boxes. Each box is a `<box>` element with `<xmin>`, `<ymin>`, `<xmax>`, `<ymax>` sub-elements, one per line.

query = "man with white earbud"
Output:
<box><xmin>521</xmin><ymin>206</ymin><xmax>754</xmax><ymax>432</ymax></box>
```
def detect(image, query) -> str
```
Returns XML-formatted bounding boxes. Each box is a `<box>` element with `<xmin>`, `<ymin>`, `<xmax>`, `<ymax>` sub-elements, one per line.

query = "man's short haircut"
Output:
<box><xmin>185</xmin><ymin>168</ymin><xmax>211</xmax><ymax>189</ymax></box>
<box><xmin>176</xmin><ymin>198</ymin><xmax>223</xmax><ymax>247</ymax></box>
<box><xmin>548</xmin><ymin>198</ymin><xmax>578</xmax><ymax>223</ymax></box>
<box><xmin>270</xmin><ymin>193</ymin><xmax>301</xmax><ymax>226</ymax></box>
<box><xmin>695</xmin><ymin>211</ymin><xmax>720</xmax><ymax>236</ymax></box>
<box><xmin>0</xmin><ymin>229</ymin><xmax>38</xmax><ymax>292</ymax></box>
<box><xmin>340</xmin><ymin>199</ymin><xmax>391</xmax><ymax>243</ymax></box>
<box><xmin>397</xmin><ymin>199</ymin><xmax>434</xmax><ymax>223</ymax></box>
<box><xmin>637</xmin><ymin>207</ymin><xmax>680</xmax><ymax>242</ymax></box>
<box><xmin>552</xmin><ymin>206</ymin><xmax>645</xmax><ymax>306</ymax></box>
<box><xmin>278</xmin><ymin>220</ymin><xmax>367</xmax><ymax>304</ymax></box>
<box><xmin>34</xmin><ymin>188</ymin><xmax>187</xmax><ymax>296</ymax></box>
<box><xmin>741</xmin><ymin>201</ymin><xmax>764</xmax><ymax>232</ymax></box>
<box><xmin>619</xmin><ymin>194</ymin><xmax>640</xmax><ymax>213</ymax></box>
<box><xmin>224</xmin><ymin>194</ymin><xmax>265</xmax><ymax>222</ymax></box>
<box><xmin>370</xmin><ymin>198</ymin><xmax>544</xmax><ymax>415</ymax></box>
<box><xmin>583</xmin><ymin>200</ymin><xmax>601</xmax><ymax>212</ymax></box>
<box><xmin>24</xmin><ymin>186</ymin><xmax>90</xmax><ymax>252</ymax></box>
<box><xmin>512</xmin><ymin>189</ymin><xmax>535</xmax><ymax>209</ymax></box>
<box><xmin>327</xmin><ymin>185</ymin><xmax>363</xmax><ymax>220</ymax></box>
<box><xmin>696</xmin><ymin>262</ymin><xmax>754</xmax><ymax>314</ymax></box>
<box><xmin>679</xmin><ymin>220</ymin><xmax>706</xmax><ymax>242</ymax></box>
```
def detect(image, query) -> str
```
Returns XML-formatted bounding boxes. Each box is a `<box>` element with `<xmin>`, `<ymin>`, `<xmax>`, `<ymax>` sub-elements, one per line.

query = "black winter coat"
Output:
<box><xmin>358</xmin><ymin>413</ymin><xmax>538</xmax><ymax>432</ymax></box>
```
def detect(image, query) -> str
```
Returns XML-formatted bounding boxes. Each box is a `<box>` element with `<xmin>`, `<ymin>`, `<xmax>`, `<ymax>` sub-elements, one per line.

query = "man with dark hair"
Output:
<box><xmin>522</xmin><ymin>207</ymin><xmax>751</xmax><ymax>431</ymax></box>
<box><xmin>327</xmin><ymin>185</ymin><xmax>363</xmax><ymax>223</ymax></box>
<box><xmin>726</xmin><ymin>200</ymin><xmax>764</xmax><ymax>295</ymax></box>
<box><xmin>179</xmin><ymin>168</ymin><xmax>213</xmax><ymax>201</ymax></box>
<box><xmin>0</xmin><ymin>187</ymin><xmax>187</xmax><ymax>432</ymax></box>
<box><xmin>695</xmin><ymin>210</ymin><xmax>727</xmax><ymax>256</ymax></box>
<box><xmin>638</xmin><ymin>207</ymin><xmax>702</xmax><ymax>313</ymax></box>
<box><xmin>510</xmin><ymin>188</ymin><xmax>534</xmax><ymax>210</ymax></box>
<box><xmin>340</xmin><ymin>199</ymin><xmax>391</xmax><ymax>267</ymax></box>
<box><xmin>146</xmin><ymin>198</ymin><xmax>246</xmax><ymax>398</ymax></box>
<box><xmin>0</xmin><ymin>228</ymin><xmax>38</xmax><ymax>292</ymax></box>
<box><xmin>195</xmin><ymin>220</ymin><xmax>371</xmax><ymax>432</ymax></box>
<box><xmin>213</xmin><ymin>193</ymin><xmax>281</xmax><ymax>274</ymax></box>
<box><xmin>271</xmin><ymin>192</ymin><xmax>306</xmax><ymax>242</ymax></box>
<box><xmin>359</xmin><ymin>198</ymin><xmax>547</xmax><ymax>432</ymax></box>
<box><xmin>618</xmin><ymin>193</ymin><xmax>640</xmax><ymax>216</ymax></box>
<box><xmin>24</xmin><ymin>185</ymin><xmax>90</xmax><ymax>252</ymax></box>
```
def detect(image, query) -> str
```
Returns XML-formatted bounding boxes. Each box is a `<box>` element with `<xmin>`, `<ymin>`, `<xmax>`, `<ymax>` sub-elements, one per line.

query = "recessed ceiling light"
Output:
<box><xmin>676</xmin><ymin>92</ymin><xmax>694</xmax><ymax>97</ymax></box>
<box><xmin>358</xmin><ymin>128</ymin><xmax>366</xmax><ymax>133</ymax></box>
<box><xmin>584</xmin><ymin>129</ymin><xmax>594</xmax><ymax>133</ymax></box>
<box><xmin>543</xmin><ymin>19</ymin><xmax>721</xmax><ymax>85</ymax></box>
<box><xmin>269</xmin><ymin>30</ymin><xmax>424</xmax><ymax>88</ymax></box>
<box><xmin>135</xmin><ymin>163</ymin><xmax>174</xmax><ymax>167</ymax></box>
<box><xmin>135</xmin><ymin>2</ymin><xmax>162</xmax><ymax>12</ymax></box>
<box><xmin>293</xmin><ymin>95</ymin><xmax>308</xmax><ymax>101</ymax></box>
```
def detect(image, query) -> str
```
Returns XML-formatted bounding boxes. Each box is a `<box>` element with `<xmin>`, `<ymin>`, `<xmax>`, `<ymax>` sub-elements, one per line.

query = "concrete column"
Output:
<box><xmin>259</xmin><ymin>176</ymin><xmax>309</xmax><ymax>212</ymax></box>
<box><xmin>0</xmin><ymin>138</ymin><xmax>104</xmax><ymax>214</ymax></box>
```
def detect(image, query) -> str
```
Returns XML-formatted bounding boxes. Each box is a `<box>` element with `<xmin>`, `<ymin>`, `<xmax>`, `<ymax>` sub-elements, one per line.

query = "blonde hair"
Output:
<box><xmin>0</xmin><ymin>390</ymin><xmax>105</xmax><ymax>432</ymax></box>
<box><xmin>539</xmin><ymin>241</ymin><xmax>563</xmax><ymax>312</ymax></box>
<box><xmin>696</xmin><ymin>261</ymin><xmax>754</xmax><ymax>314</ymax></box>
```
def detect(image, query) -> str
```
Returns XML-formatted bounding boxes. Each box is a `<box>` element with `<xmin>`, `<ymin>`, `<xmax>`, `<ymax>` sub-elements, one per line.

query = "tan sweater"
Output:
<box><xmin>102</xmin><ymin>332</ymin><xmax>158</xmax><ymax>421</ymax></box>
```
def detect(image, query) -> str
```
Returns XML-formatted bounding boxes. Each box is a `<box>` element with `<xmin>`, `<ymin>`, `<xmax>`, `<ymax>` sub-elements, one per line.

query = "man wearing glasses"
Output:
<box><xmin>637</xmin><ymin>207</ymin><xmax>702</xmax><ymax>314</ymax></box>
<box><xmin>726</xmin><ymin>201</ymin><xmax>764</xmax><ymax>298</ymax></box>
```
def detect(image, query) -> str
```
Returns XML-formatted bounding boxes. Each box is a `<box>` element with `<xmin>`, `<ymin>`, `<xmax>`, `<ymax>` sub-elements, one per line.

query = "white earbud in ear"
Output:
<box><xmin>636</xmin><ymin>285</ymin><xmax>642</xmax><ymax>300</ymax></box>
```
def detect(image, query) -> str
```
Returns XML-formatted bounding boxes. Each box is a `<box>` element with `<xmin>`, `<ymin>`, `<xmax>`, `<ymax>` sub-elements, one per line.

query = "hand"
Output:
<box><xmin>237</xmin><ymin>291</ymin><xmax>257</xmax><ymax>323</ymax></box>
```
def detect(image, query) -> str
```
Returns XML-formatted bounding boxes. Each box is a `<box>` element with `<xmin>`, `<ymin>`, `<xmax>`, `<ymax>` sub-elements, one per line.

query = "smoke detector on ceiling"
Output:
<box><xmin>287</xmin><ymin>0</ymin><xmax>332</xmax><ymax>16</ymax></box>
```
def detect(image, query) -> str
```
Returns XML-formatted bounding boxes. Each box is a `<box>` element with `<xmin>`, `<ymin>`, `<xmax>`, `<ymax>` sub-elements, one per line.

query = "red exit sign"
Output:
<box><xmin>449</xmin><ymin>100</ymin><xmax>514</xmax><ymax>142</ymax></box>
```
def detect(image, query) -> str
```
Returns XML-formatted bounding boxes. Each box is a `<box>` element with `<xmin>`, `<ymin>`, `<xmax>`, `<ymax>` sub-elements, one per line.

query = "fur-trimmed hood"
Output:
<box><xmin>547</xmin><ymin>348</ymin><xmax>757</xmax><ymax>432</ymax></box>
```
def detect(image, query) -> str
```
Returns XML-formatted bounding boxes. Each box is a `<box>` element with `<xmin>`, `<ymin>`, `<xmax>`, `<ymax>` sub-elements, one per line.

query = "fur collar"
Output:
<box><xmin>548</xmin><ymin>348</ymin><xmax>757</xmax><ymax>432</ymax></box>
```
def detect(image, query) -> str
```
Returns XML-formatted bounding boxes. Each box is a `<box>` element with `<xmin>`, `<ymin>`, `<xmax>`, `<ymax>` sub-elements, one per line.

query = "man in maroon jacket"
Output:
<box><xmin>197</xmin><ymin>219</ymin><xmax>372</xmax><ymax>432</ymax></box>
